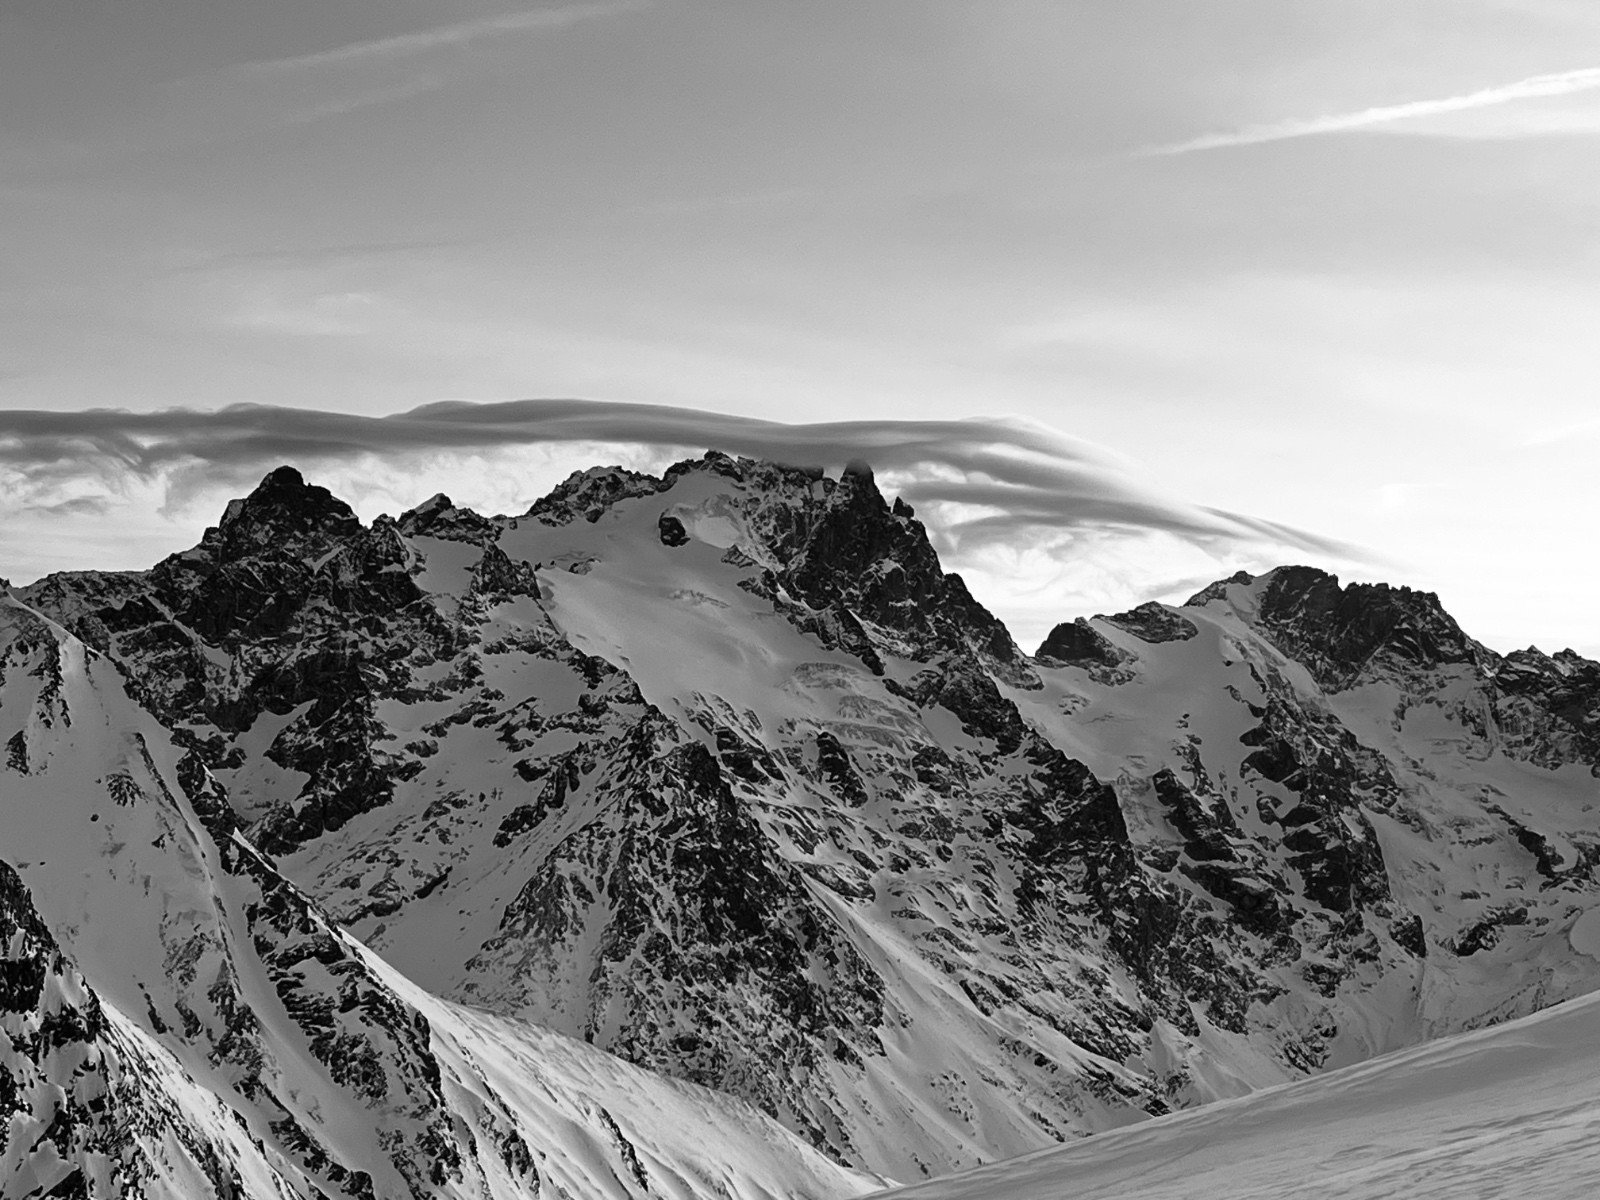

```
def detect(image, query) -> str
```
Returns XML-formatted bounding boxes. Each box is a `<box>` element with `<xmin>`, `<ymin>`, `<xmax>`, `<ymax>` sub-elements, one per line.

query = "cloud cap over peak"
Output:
<box><xmin>0</xmin><ymin>396</ymin><xmax>1348</xmax><ymax>550</ymax></box>
<box><xmin>0</xmin><ymin>398</ymin><xmax>1371</xmax><ymax>650</ymax></box>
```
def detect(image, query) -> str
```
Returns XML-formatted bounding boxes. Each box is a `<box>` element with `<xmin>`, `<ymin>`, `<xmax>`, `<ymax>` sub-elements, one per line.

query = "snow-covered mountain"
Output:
<box><xmin>6</xmin><ymin>453</ymin><xmax>1599</xmax><ymax>1193</ymax></box>
<box><xmin>0</xmin><ymin>594</ymin><xmax>877</xmax><ymax>1197</ymax></box>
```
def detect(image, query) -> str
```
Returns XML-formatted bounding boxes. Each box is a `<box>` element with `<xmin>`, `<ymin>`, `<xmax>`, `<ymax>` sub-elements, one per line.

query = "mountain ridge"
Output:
<box><xmin>5</xmin><ymin>454</ymin><xmax>1600</xmax><ymax>1193</ymax></box>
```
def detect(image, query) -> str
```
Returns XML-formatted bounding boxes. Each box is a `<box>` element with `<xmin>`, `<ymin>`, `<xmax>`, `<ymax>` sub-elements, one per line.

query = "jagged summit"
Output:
<box><xmin>406</xmin><ymin>491</ymin><xmax>454</xmax><ymax>519</ymax></box>
<box><xmin>397</xmin><ymin>491</ymin><xmax>497</xmax><ymax>542</ymax></box>
<box><xmin>1183</xmin><ymin>567</ymin><xmax>1257</xmax><ymax>607</ymax></box>
<box><xmin>525</xmin><ymin>462</ymin><xmax>670</xmax><ymax>525</ymax></box>
<box><xmin>212</xmin><ymin>464</ymin><xmax>362</xmax><ymax>556</ymax></box>
<box><xmin>1184</xmin><ymin>564</ymin><xmax>1479</xmax><ymax>688</ymax></box>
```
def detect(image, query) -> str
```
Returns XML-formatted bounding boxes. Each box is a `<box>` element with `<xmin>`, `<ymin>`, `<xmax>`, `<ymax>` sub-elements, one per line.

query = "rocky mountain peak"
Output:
<box><xmin>1035</xmin><ymin>617</ymin><xmax>1124</xmax><ymax>667</ymax></box>
<box><xmin>1184</xmin><ymin>569</ymin><xmax>1256</xmax><ymax>608</ymax></box>
<box><xmin>397</xmin><ymin>492</ymin><xmax>498</xmax><ymax>542</ymax></box>
<box><xmin>757</xmin><ymin>456</ymin><xmax>1026</xmax><ymax>672</ymax></box>
<box><xmin>789</xmin><ymin>458</ymin><xmax>910</xmax><ymax>581</ymax></box>
<box><xmin>407</xmin><ymin>491</ymin><xmax>453</xmax><ymax>521</ymax></box>
<box><xmin>1259</xmin><ymin>566</ymin><xmax>1477</xmax><ymax>683</ymax></box>
<box><xmin>501</xmin><ymin>449</ymin><xmax>1027</xmax><ymax>677</ymax></box>
<box><xmin>664</xmin><ymin>447</ymin><xmax>752</xmax><ymax>483</ymax></box>
<box><xmin>524</xmin><ymin>464</ymin><xmax>669</xmax><ymax>525</ymax></box>
<box><xmin>211</xmin><ymin>464</ymin><xmax>362</xmax><ymax>559</ymax></box>
<box><xmin>1102</xmin><ymin>601</ymin><xmax>1199</xmax><ymax>644</ymax></box>
<box><xmin>1188</xmin><ymin>565</ymin><xmax>1478</xmax><ymax>689</ymax></box>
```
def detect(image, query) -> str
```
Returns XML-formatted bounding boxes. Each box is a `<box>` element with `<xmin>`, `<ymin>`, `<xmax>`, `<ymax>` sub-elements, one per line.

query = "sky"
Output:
<box><xmin>3</xmin><ymin>1</ymin><xmax>1599</xmax><ymax>655</ymax></box>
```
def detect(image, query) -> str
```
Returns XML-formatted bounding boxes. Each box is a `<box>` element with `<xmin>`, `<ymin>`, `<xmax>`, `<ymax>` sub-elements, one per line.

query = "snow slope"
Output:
<box><xmin>0</xmin><ymin>593</ymin><xmax>879</xmax><ymax>1198</ymax></box>
<box><xmin>875</xmin><ymin>983</ymin><xmax>1600</xmax><ymax>1200</ymax></box>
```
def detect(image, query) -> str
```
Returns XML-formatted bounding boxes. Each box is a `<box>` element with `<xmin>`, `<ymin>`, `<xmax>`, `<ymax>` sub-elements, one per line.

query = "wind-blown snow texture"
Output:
<box><xmin>875</xmin><ymin>982</ymin><xmax>1600</xmax><ymax>1199</ymax></box>
<box><xmin>6</xmin><ymin>453</ymin><xmax>1600</xmax><ymax>1195</ymax></box>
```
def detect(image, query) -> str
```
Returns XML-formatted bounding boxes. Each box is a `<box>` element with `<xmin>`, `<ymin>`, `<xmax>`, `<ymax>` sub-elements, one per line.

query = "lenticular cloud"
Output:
<box><xmin>0</xmin><ymin>396</ymin><xmax>1357</xmax><ymax>566</ymax></box>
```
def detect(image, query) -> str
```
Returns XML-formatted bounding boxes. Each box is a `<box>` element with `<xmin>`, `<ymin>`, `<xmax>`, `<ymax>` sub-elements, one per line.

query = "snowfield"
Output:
<box><xmin>878</xmin><ymin>984</ymin><xmax>1600</xmax><ymax>1200</ymax></box>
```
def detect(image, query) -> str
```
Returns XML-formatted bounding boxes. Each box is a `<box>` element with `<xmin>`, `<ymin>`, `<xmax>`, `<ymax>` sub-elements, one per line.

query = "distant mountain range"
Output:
<box><xmin>4</xmin><ymin>454</ymin><xmax>1597</xmax><ymax>1197</ymax></box>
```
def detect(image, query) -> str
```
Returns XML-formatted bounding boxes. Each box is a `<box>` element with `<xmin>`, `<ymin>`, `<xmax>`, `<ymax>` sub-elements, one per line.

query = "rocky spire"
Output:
<box><xmin>213</xmin><ymin>465</ymin><xmax>362</xmax><ymax>559</ymax></box>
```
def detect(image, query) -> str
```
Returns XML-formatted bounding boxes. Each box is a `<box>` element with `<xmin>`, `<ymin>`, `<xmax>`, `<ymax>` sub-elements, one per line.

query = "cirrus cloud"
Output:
<box><xmin>1139</xmin><ymin>65</ymin><xmax>1600</xmax><ymax>155</ymax></box>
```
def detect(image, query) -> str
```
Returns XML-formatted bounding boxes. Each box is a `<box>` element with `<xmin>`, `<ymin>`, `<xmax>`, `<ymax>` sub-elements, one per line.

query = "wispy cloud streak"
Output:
<box><xmin>233</xmin><ymin>1</ymin><xmax>652</xmax><ymax>76</ymax></box>
<box><xmin>0</xmin><ymin>399</ymin><xmax>1359</xmax><ymax>563</ymax></box>
<box><xmin>158</xmin><ymin>1</ymin><xmax>653</xmax><ymax>131</ymax></box>
<box><xmin>1140</xmin><ymin>66</ymin><xmax>1600</xmax><ymax>155</ymax></box>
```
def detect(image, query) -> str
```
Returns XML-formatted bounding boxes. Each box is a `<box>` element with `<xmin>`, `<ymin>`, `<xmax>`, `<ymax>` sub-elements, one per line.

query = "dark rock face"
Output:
<box><xmin>1102</xmin><ymin>602</ymin><xmax>1198</xmax><ymax>644</ymax></box>
<box><xmin>473</xmin><ymin>713</ymin><xmax>886</xmax><ymax>1158</ymax></box>
<box><xmin>1237</xmin><ymin>688</ymin><xmax>1396</xmax><ymax>915</ymax></box>
<box><xmin>1450</xmin><ymin>906</ymin><xmax>1529</xmax><ymax>956</ymax></box>
<box><xmin>0</xmin><ymin>862</ymin><xmax>262</xmax><ymax>1198</ymax></box>
<box><xmin>1201</xmin><ymin>566</ymin><xmax>1600</xmax><ymax>778</ymax></box>
<box><xmin>998</xmin><ymin>738</ymin><xmax>1133</xmax><ymax>908</ymax></box>
<box><xmin>1037</xmin><ymin>618</ymin><xmax>1124</xmax><ymax>667</ymax></box>
<box><xmin>397</xmin><ymin>493</ymin><xmax>497</xmax><ymax>543</ymax></box>
<box><xmin>0</xmin><ymin>861</ymin><xmax>108</xmax><ymax>1192</ymax></box>
<box><xmin>1491</xmin><ymin>646</ymin><xmax>1600</xmax><ymax>773</ymax></box>
<box><xmin>219</xmin><ymin>464</ymin><xmax>358</xmax><ymax>539</ymax></box>
<box><xmin>1149</xmin><ymin>768</ymin><xmax>1292</xmax><ymax>935</ymax></box>
<box><xmin>734</xmin><ymin>458</ymin><xmax>1031</xmax><ymax>678</ymax></box>
<box><xmin>812</xmin><ymin>730</ymin><xmax>869</xmax><ymax>808</ymax></box>
<box><xmin>888</xmin><ymin>655</ymin><xmax>1026</xmax><ymax>753</ymax></box>
<box><xmin>22</xmin><ymin>467</ymin><xmax>454</xmax><ymax>852</ymax></box>
<box><xmin>658</xmin><ymin>513</ymin><xmax>690</xmax><ymax>547</ymax></box>
<box><xmin>1250</xmin><ymin>566</ymin><xmax>1479</xmax><ymax>689</ymax></box>
<box><xmin>168</xmin><ymin>470</ymin><xmax>423</xmax><ymax>638</ymax></box>
<box><xmin>1153</xmin><ymin>767</ymin><xmax>1243</xmax><ymax>861</ymax></box>
<box><xmin>471</xmin><ymin>543</ymin><xmax>540</xmax><ymax>599</ymax></box>
<box><xmin>787</xmin><ymin>468</ymin><xmax>964</xmax><ymax>635</ymax></box>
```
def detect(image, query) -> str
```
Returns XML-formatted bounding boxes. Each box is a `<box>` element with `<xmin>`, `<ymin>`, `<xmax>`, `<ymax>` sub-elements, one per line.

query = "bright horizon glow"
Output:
<box><xmin>3</xmin><ymin>2</ymin><xmax>1598</xmax><ymax>656</ymax></box>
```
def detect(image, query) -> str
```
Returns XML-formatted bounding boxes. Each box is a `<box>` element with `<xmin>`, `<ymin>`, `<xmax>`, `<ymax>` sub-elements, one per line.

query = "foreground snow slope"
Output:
<box><xmin>876</xmin><ymin>984</ymin><xmax>1600</xmax><ymax>1200</ymax></box>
